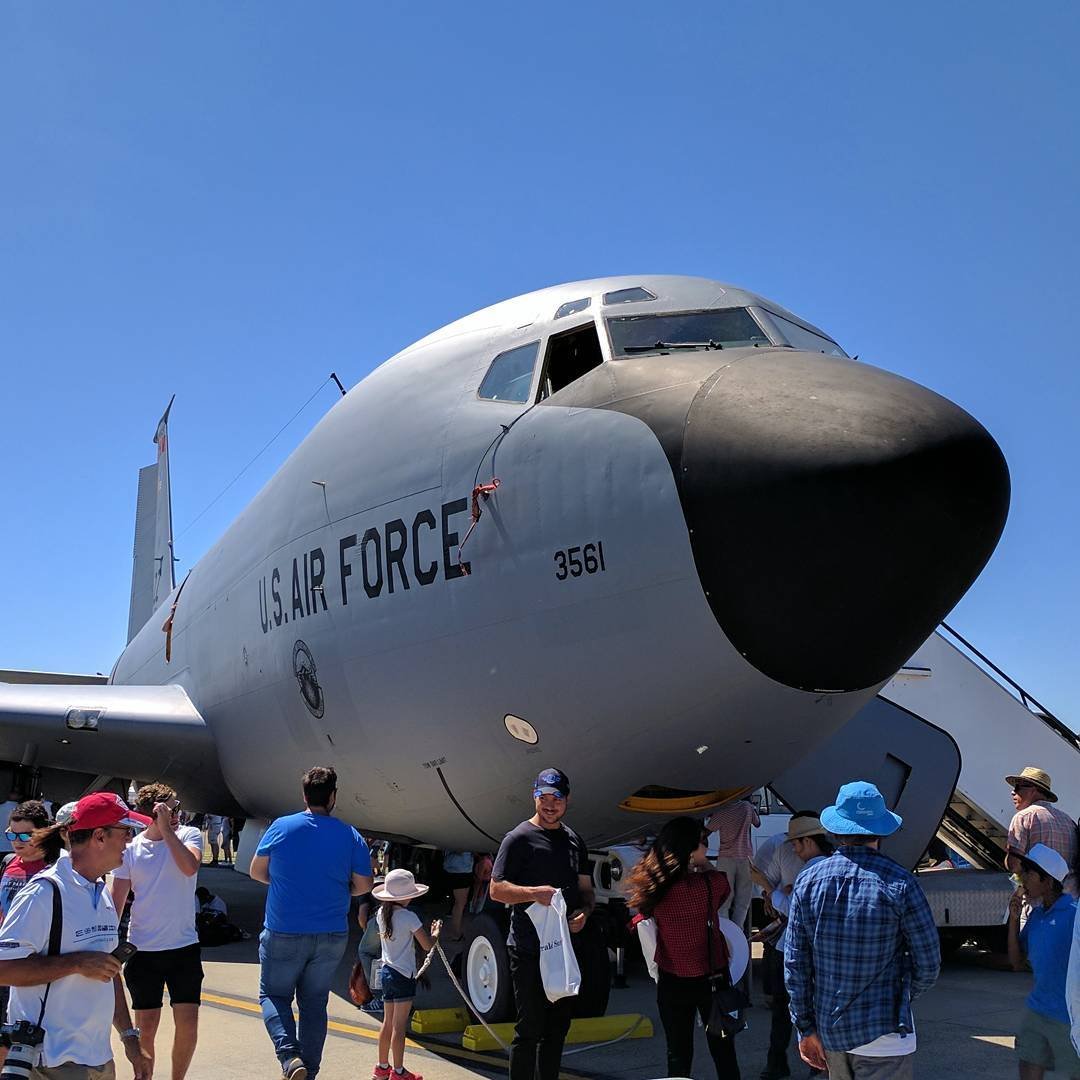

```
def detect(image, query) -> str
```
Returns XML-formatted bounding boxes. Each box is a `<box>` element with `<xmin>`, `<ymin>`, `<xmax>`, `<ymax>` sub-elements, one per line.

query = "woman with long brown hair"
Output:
<box><xmin>627</xmin><ymin>815</ymin><xmax>740</xmax><ymax>1079</ymax></box>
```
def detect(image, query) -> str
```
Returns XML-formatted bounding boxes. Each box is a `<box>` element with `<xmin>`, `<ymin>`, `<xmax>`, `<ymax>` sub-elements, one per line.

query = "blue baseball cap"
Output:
<box><xmin>820</xmin><ymin>781</ymin><xmax>902</xmax><ymax>837</ymax></box>
<box><xmin>533</xmin><ymin>768</ymin><xmax>570</xmax><ymax>799</ymax></box>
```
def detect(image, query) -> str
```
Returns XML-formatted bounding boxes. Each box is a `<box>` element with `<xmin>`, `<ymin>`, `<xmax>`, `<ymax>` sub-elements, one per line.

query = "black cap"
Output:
<box><xmin>533</xmin><ymin>768</ymin><xmax>570</xmax><ymax>798</ymax></box>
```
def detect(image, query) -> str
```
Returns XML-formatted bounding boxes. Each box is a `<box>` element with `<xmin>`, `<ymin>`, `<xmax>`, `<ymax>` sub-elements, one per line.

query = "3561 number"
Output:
<box><xmin>554</xmin><ymin>542</ymin><xmax>606</xmax><ymax>581</ymax></box>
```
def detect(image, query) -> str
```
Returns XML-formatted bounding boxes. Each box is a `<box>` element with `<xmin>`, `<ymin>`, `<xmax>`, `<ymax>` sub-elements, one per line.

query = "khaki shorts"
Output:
<box><xmin>31</xmin><ymin>1062</ymin><xmax>116</xmax><ymax>1080</ymax></box>
<box><xmin>1016</xmin><ymin>1008</ymin><xmax>1080</xmax><ymax>1076</ymax></box>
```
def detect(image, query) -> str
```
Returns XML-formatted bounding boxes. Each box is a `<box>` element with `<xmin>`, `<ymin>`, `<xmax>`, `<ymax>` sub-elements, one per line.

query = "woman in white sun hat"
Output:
<box><xmin>370</xmin><ymin>869</ymin><xmax>440</xmax><ymax>1080</ymax></box>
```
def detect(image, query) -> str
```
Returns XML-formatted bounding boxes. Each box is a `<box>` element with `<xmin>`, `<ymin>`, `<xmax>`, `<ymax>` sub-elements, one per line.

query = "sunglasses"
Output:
<box><xmin>103</xmin><ymin>825</ymin><xmax>136</xmax><ymax>840</ymax></box>
<box><xmin>1012</xmin><ymin>783</ymin><xmax>1036</xmax><ymax>793</ymax></box>
<box><xmin>4</xmin><ymin>830</ymin><xmax>34</xmax><ymax>843</ymax></box>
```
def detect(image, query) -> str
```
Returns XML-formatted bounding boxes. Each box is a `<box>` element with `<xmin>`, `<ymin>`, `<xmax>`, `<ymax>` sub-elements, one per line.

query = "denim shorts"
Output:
<box><xmin>381</xmin><ymin>964</ymin><xmax>417</xmax><ymax>1002</ymax></box>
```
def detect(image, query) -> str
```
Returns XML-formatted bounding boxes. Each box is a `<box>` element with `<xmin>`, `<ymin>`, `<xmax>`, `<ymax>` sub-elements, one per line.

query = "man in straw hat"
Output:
<box><xmin>1005</xmin><ymin>767</ymin><xmax>1077</xmax><ymax>888</ymax></box>
<box><xmin>785</xmin><ymin>781</ymin><xmax>940</xmax><ymax>1079</ymax></box>
<box><xmin>758</xmin><ymin>813</ymin><xmax>835</xmax><ymax>1080</ymax></box>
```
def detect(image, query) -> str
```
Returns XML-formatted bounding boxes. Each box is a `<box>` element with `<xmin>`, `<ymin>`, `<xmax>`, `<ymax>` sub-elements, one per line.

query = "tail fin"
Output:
<box><xmin>127</xmin><ymin>396</ymin><xmax>177</xmax><ymax>643</ymax></box>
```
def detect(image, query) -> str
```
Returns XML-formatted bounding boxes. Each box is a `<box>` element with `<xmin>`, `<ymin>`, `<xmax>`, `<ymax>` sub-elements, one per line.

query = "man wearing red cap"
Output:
<box><xmin>0</xmin><ymin>792</ymin><xmax>154</xmax><ymax>1079</ymax></box>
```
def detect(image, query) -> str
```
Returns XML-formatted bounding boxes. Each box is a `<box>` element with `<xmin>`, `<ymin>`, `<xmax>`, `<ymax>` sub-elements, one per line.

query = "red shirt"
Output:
<box><xmin>0</xmin><ymin>855</ymin><xmax>46</xmax><ymax>919</ymax></box>
<box><xmin>653</xmin><ymin>869</ymin><xmax>730</xmax><ymax>978</ymax></box>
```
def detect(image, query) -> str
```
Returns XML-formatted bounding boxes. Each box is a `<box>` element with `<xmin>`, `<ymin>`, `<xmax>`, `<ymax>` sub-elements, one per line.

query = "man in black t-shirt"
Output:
<box><xmin>490</xmin><ymin>767</ymin><xmax>595</xmax><ymax>1080</ymax></box>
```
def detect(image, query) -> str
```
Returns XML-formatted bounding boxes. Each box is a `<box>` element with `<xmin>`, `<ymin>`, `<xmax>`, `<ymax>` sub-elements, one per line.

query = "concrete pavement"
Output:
<box><xmin>109</xmin><ymin>865</ymin><xmax>1031</xmax><ymax>1080</ymax></box>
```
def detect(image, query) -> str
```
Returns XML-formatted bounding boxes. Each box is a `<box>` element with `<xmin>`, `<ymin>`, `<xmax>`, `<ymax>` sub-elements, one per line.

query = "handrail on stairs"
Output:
<box><xmin>939</xmin><ymin>621</ymin><xmax>1079</xmax><ymax>752</ymax></box>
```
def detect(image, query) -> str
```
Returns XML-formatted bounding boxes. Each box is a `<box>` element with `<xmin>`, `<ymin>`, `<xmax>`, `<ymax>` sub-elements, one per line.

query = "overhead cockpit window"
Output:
<box><xmin>555</xmin><ymin>297</ymin><xmax>591</xmax><ymax>319</ymax></box>
<box><xmin>766</xmin><ymin>311</ymin><xmax>848</xmax><ymax>357</ymax></box>
<box><xmin>603</xmin><ymin>286</ymin><xmax>657</xmax><ymax>306</ymax></box>
<box><xmin>478</xmin><ymin>341</ymin><xmax>540</xmax><ymax>403</ymax></box>
<box><xmin>608</xmin><ymin>308</ymin><xmax>768</xmax><ymax>357</ymax></box>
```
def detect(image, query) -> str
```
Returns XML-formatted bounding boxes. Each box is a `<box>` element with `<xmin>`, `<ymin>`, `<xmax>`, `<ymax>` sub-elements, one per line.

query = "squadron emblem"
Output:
<box><xmin>292</xmin><ymin>639</ymin><xmax>325</xmax><ymax>719</ymax></box>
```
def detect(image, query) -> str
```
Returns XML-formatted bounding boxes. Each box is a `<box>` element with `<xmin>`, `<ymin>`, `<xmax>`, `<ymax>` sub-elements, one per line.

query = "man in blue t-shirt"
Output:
<box><xmin>250</xmin><ymin>766</ymin><xmax>373</xmax><ymax>1080</ymax></box>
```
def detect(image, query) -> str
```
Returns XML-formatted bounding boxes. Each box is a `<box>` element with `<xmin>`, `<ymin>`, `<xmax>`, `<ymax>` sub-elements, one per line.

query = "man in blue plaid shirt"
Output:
<box><xmin>784</xmin><ymin>781</ymin><xmax>940</xmax><ymax>1079</ymax></box>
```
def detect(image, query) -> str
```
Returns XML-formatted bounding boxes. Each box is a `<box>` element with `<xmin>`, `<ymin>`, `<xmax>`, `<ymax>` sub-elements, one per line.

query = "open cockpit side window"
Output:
<box><xmin>536</xmin><ymin>322</ymin><xmax>604</xmax><ymax>401</ymax></box>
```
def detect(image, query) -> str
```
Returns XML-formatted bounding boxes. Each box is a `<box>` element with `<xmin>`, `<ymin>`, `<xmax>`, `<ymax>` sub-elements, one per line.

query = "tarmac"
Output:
<box><xmin>115</xmin><ymin>865</ymin><xmax>1033</xmax><ymax>1080</ymax></box>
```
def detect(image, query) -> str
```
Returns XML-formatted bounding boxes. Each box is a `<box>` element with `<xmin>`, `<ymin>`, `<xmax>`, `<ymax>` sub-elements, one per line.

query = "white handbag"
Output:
<box><xmin>526</xmin><ymin>890</ymin><xmax>582</xmax><ymax>1002</ymax></box>
<box><xmin>635</xmin><ymin>917</ymin><xmax>660</xmax><ymax>983</ymax></box>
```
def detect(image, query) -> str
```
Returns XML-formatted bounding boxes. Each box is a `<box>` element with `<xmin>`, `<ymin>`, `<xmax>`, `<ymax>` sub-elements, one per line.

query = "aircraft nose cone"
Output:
<box><xmin>682</xmin><ymin>351</ymin><xmax>1010</xmax><ymax>691</ymax></box>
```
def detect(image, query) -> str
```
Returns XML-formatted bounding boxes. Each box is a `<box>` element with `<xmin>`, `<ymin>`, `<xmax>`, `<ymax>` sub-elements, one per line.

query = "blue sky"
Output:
<box><xmin>1</xmin><ymin>5</ymin><xmax>1077</xmax><ymax>722</ymax></box>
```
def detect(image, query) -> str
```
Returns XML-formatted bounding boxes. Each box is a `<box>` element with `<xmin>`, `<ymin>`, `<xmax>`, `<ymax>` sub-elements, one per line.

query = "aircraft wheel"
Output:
<box><xmin>464</xmin><ymin>914</ymin><xmax>514</xmax><ymax>1022</ymax></box>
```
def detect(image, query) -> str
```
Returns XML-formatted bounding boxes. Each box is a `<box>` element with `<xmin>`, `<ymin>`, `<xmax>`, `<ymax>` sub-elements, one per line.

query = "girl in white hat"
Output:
<box><xmin>371</xmin><ymin>868</ymin><xmax>440</xmax><ymax>1080</ymax></box>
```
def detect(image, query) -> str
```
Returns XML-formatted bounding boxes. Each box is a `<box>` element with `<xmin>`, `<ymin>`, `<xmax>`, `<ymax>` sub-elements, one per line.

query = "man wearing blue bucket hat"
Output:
<box><xmin>784</xmin><ymin>781</ymin><xmax>940</xmax><ymax>1079</ymax></box>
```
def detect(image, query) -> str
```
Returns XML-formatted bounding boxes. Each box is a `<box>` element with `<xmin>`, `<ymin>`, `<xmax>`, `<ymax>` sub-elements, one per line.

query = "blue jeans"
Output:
<box><xmin>259</xmin><ymin>929</ymin><xmax>349</xmax><ymax>1078</ymax></box>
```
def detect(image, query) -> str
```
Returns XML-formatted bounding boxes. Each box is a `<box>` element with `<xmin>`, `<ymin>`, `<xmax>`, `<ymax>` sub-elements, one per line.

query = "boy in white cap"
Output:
<box><xmin>1007</xmin><ymin>842</ymin><xmax>1079</xmax><ymax>1078</ymax></box>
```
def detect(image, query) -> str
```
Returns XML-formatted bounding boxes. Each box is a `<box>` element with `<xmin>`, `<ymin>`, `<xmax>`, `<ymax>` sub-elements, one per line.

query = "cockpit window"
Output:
<box><xmin>555</xmin><ymin>297</ymin><xmax>591</xmax><ymax>319</ymax></box>
<box><xmin>607</xmin><ymin>308</ymin><xmax>768</xmax><ymax>357</ymax></box>
<box><xmin>478</xmin><ymin>341</ymin><xmax>539</xmax><ymax>403</ymax></box>
<box><xmin>766</xmin><ymin>311</ymin><xmax>848</xmax><ymax>357</ymax></box>
<box><xmin>603</xmin><ymin>286</ymin><xmax>656</xmax><ymax>305</ymax></box>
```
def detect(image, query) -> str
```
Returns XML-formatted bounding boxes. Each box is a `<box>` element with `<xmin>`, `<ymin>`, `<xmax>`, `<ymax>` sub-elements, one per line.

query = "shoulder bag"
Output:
<box><xmin>704</xmin><ymin>872</ymin><xmax>747</xmax><ymax>1038</ymax></box>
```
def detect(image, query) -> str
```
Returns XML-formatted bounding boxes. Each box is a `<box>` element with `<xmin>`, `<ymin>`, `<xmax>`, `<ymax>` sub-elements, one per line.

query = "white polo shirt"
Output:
<box><xmin>113</xmin><ymin>825</ymin><xmax>202</xmax><ymax>951</ymax></box>
<box><xmin>0</xmin><ymin>858</ymin><xmax>118</xmax><ymax>1068</ymax></box>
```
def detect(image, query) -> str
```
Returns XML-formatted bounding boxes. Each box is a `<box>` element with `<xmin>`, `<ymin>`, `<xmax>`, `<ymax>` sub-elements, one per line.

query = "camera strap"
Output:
<box><xmin>35</xmin><ymin>878</ymin><xmax>63</xmax><ymax>1027</ymax></box>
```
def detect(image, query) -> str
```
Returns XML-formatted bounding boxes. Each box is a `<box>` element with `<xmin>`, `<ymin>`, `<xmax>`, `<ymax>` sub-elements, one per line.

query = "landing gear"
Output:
<box><xmin>461</xmin><ymin>911</ymin><xmax>613</xmax><ymax>1023</ymax></box>
<box><xmin>464</xmin><ymin>913</ymin><xmax>514</xmax><ymax>1022</ymax></box>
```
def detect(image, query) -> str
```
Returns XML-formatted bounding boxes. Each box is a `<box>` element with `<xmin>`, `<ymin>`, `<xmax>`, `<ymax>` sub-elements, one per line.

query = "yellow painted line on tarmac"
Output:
<box><xmin>200</xmin><ymin>991</ymin><xmax>420</xmax><ymax>1047</ymax></box>
<box><xmin>199</xmin><ymin>990</ymin><xmax>593</xmax><ymax>1079</ymax></box>
<box><xmin>972</xmin><ymin>1034</ymin><xmax>1016</xmax><ymax>1048</ymax></box>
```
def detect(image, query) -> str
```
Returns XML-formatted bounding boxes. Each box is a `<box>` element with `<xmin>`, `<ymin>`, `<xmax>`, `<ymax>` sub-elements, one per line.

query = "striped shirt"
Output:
<box><xmin>705</xmin><ymin>801</ymin><xmax>760</xmax><ymax>859</ymax></box>
<box><xmin>785</xmin><ymin>846</ymin><xmax>940</xmax><ymax>1052</ymax></box>
<box><xmin>1008</xmin><ymin>802</ymin><xmax>1078</xmax><ymax>867</ymax></box>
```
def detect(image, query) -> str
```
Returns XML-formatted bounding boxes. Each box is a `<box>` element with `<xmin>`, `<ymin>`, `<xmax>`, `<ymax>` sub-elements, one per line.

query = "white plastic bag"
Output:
<box><xmin>526</xmin><ymin>890</ymin><xmax>581</xmax><ymax>1002</ymax></box>
<box><xmin>636</xmin><ymin>917</ymin><xmax>659</xmax><ymax>983</ymax></box>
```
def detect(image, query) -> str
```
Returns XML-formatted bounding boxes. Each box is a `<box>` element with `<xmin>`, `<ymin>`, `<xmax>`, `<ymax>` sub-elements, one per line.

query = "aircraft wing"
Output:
<box><xmin>0</xmin><ymin>681</ymin><xmax>236</xmax><ymax>811</ymax></box>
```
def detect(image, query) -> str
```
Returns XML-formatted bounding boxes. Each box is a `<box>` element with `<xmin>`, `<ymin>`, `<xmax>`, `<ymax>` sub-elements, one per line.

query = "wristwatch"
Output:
<box><xmin>120</xmin><ymin>1027</ymin><xmax>141</xmax><ymax>1042</ymax></box>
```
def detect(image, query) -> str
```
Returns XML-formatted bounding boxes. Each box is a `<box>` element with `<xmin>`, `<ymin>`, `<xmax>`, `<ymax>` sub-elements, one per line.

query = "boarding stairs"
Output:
<box><xmin>880</xmin><ymin>623</ymin><xmax>1080</xmax><ymax>870</ymax></box>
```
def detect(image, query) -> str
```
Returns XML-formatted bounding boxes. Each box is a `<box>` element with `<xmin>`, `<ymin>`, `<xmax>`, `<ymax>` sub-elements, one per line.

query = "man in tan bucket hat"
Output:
<box><xmin>1005</xmin><ymin>767</ymin><xmax>1077</xmax><ymax>887</ymax></box>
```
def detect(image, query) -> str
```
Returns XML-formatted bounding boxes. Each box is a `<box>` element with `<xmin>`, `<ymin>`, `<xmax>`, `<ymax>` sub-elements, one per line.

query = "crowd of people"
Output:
<box><xmin>0</xmin><ymin>760</ymin><xmax>1076</xmax><ymax>1080</ymax></box>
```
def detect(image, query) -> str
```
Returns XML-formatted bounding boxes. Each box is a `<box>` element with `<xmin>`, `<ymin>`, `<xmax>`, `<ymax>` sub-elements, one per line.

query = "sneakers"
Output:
<box><xmin>372</xmin><ymin>1067</ymin><xmax>392</xmax><ymax>1080</ymax></box>
<box><xmin>390</xmin><ymin>1070</ymin><xmax>422</xmax><ymax>1080</ymax></box>
<box><xmin>282</xmin><ymin>1056</ymin><xmax>307</xmax><ymax>1080</ymax></box>
<box><xmin>361</xmin><ymin>997</ymin><xmax>385</xmax><ymax>1015</ymax></box>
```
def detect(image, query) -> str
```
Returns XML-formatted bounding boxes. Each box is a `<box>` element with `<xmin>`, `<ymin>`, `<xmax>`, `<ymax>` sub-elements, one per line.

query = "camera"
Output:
<box><xmin>0</xmin><ymin>1019</ymin><xmax>46</xmax><ymax>1079</ymax></box>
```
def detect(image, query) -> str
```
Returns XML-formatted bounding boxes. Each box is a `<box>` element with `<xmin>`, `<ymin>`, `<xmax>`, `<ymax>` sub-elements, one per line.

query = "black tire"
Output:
<box><xmin>937</xmin><ymin>929</ymin><xmax>965</xmax><ymax>959</ymax></box>
<box><xmin>977</xmin><ymin>925</ymin><xmax>1008</xmax><ymax>954</ymax></box>
<box><xmin>571</xmin><ymin>915</ymin><xmax>612</xmax><ymax>1018</ymax></box>
<box><xmin>463</xmin><ymin>912</ymin><xmax>515</xmax><ymax>1022</ymax></box>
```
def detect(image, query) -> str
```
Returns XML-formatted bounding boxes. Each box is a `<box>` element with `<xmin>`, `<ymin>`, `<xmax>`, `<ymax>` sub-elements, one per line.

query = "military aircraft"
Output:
<box><xmin>0</xmin><ymin>275</ymin><xmax>1010</xmax><ymax>859</ymax></box>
